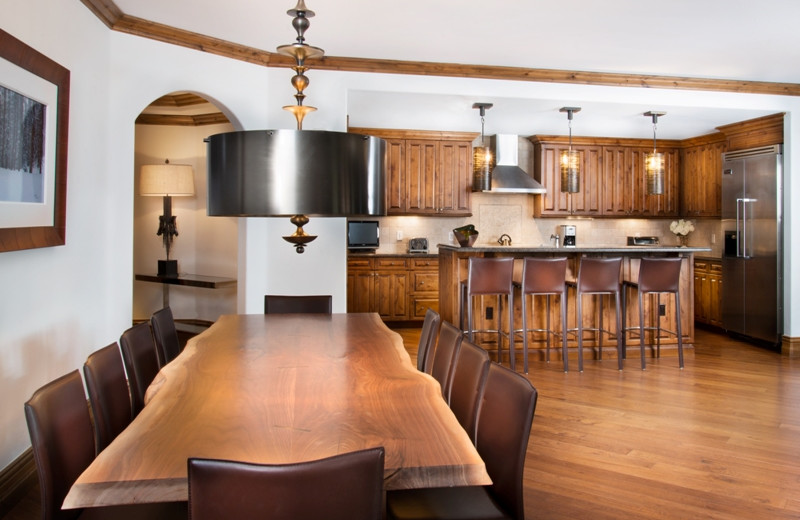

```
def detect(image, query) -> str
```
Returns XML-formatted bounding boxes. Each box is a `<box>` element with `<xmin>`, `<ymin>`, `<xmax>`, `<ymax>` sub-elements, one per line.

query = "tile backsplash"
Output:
<box><xmin>369</xmin><ymin>193</ymin><xmax>723</xmax><ymax>257</ymax></box>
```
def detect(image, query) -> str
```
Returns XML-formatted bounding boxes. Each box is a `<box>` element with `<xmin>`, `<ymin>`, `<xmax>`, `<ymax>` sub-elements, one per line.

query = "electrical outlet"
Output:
<box><xmin>658</xmin><ymin>304</ymin><xmax>666</xmax><ymax>316</ymax></box>
<box><xmin>396</xmin><ymin>230</ymin><xmax>403</xmax><ymax>241</ymax></box>
<box><xmin>449</xmin><ymin>231</ymin><xmax>454</xmax><ymax>242</ymax></box>
<box><xmin>485</xmin><ymin>307</ymin><xmax>493</xmax><ymax>320</ymax></box>
<box><xmin>711</xmin><ymin>233</ymin><xmax>716</xmax><ymax>244</ymax></box>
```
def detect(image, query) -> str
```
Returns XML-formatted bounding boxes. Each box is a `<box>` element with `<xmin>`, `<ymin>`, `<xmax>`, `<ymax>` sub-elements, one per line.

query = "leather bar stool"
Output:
<box><xmin>571</xmin><ymin>257</ymin><xmax>623</xmax><ymax>372</ymax></box>
<box><xmin>517</xmin><ymin>257</ymin><xmax>569</xmax><ymax>373</ymax></box>
<box><xmin>621</xmin><ymin>257</ymin><xmax>684</xmax><ymax>369</ymax></box>
<box><xmin>460</xmin><ymin>257</ymin><xmax>515</xmax><ymax>369</ymax></box>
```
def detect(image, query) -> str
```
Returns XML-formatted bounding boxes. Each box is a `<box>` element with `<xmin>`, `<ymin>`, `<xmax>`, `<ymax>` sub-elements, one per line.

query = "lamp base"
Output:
<box><xmin>158</xmin><ymin>259</ymin><xmax>178</xmax><ymax>277</ymax></box>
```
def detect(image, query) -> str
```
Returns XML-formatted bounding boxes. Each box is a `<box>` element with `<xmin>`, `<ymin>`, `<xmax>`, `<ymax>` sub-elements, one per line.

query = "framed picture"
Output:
<box><xmin>0</xmin><ymin>29</ymin><xmax>69</xmax><ymax>252</ymax></box>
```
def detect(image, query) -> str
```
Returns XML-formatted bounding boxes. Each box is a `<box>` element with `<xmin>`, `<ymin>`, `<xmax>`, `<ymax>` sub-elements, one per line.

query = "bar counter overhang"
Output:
<box><xmin>438</xmin><ymin>243</ymin><xmax>712</xmax><ymax>363</ymax></box>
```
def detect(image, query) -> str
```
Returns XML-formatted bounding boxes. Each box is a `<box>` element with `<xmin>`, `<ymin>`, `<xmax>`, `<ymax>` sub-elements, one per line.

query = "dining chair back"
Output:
<box><xmin>448</xmin><ymin>339</ymin><xmax>490</xmax><ymax>442</ymax></box>
<box><xmin>24</xmin><ymin>370</ymin><xmax>187</xmax><ymax>520</ymax></box>
<box><xmin>188</xmin><ymin>447</ymin><xmax>385</xmax><ymax>520</ymax></box>
<box><xmin>119</xmin><ymin>321</ymin><xmax>160</xmax><ymax>417</ymax></box>
<box><xmin>417</xmin><ymin>308</ymin><xmax>441</xmax><ymax>372</ymax></box>
<box><xmin>264</xmin><ymin>294</ymin><xmax>332</xmax><ymax>314</ymax></box>
<box><xmin>83</xmin><ymin>342</ymin><xmax>132</xmax><ymax>453</ymax></box>
<box><xmin>429</xmin><ymin>321</ymin><xmax>463</xmax><ymax>401</ymax></box>
<box><xmin>25</xmin><ymin>370</ymin><xmax>95</xmax><ymax>520</ymax></box>
<box><xmin>150</xmin><ymin>306</ymin><xmax>181</xmax><ymax>368</ymax></box>
<box><xmin>385</xmin><ymin>363</ymin><xmax>538</xmax><ymax>520</ymax></box>
<box><xmin>477</xmin><ymin>363</ymin><xmax>538</xmax><ymax>519</ymax></box>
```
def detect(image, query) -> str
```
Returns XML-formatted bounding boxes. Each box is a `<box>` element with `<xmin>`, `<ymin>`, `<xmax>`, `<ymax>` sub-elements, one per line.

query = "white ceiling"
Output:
<box><xmin>121</xmin><ymin>0</ymin><xmax>798</xmax><ymax>138</ymax></box>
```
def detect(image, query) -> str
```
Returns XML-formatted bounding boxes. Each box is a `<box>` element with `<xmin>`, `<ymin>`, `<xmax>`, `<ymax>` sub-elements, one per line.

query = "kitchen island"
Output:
<box><xmin>439</xmin><ymin>244</ymin><xmax>711</xmax><ymax>366</ymax></box>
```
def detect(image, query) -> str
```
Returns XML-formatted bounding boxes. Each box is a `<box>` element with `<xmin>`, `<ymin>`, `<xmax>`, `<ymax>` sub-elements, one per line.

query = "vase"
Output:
<box><xmin>677</xmin><ymin>234</ymin><xmax>689</xmax><ymax>247</ymax></box>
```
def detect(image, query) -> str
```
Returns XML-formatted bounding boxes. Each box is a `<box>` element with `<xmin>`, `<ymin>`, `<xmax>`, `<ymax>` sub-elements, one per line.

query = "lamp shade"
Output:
<box><xmin>140</xmin><ymin>163</ymin><xmax>195</xmax><ymax>197</ymax></box>
<box><xmin>645</xmin><ymin>152</ymin><xmax>665</xmax><ymax>195</ymax></box>
<box><xmin>205</xmin><ymin>129</ymin><xmax>386</xmax><ymax>217</ymax></box>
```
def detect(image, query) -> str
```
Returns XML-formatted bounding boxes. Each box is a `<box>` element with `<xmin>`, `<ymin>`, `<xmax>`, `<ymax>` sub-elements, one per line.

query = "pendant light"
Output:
<box><xmin>559</xmin><ymin>107</ymin><xmax>581</xmax><ymax>193</ymax></box>
<box><xmin>205</xmin><ymin>1</ymin><xmax>386</xmax><ymax>254</ymax></box>
<box><xmin>472</xmin><ymin>102</ymin><xmax>494</xmax><ymax>192</ymax></box>
<box><xmin>644</xmin><ymin>111</ymin><xmax>666</xmax><ymax>195</ymax></box>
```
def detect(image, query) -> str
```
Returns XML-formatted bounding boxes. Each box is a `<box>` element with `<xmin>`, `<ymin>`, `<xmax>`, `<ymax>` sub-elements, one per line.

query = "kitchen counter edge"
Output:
<box><xmin>437</xmin><ymin>244</ymin><xmax>712</xmax><ymax>253</ymax></box>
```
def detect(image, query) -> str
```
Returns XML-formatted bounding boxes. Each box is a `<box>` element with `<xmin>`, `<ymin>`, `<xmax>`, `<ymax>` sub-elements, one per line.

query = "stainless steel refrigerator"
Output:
<box><xmin>721</xmin><ymin>145</ymin><xmax>783</xmax><ymax>347</ymax></box>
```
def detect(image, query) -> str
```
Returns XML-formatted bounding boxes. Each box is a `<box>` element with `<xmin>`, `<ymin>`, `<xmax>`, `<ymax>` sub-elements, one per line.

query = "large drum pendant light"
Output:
<box><xmin>644</xmin><ymin>111</ymin><xmax>666</xmax><ymax>195</ymax></box>
<box><xmin>559</xmin><ymin>107</ymin><xmax>581</xmax><ymax>193</ymax></box>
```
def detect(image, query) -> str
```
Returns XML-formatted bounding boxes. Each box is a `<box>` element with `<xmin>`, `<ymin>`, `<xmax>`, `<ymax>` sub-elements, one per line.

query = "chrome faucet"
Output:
<box><xmin>498</xmin><ymin>234</ymin><xmax>512</xmax><ymax>246</ymax></box>
<box><xmin>550</xmin><ymin>233</ymin><xmax>561</xmax><ymax>248</ymax></box>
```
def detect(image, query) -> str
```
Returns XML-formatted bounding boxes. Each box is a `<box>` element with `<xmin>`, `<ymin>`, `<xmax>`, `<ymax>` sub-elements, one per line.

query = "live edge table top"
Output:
<box><xmin>64</xmin><ymin>313</ymin><xmax>489</xmax><ymax>508</ymax></box>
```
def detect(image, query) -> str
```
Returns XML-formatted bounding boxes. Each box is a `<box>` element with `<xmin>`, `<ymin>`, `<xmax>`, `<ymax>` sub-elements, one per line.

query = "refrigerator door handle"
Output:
<box><xmin>736</xmin><ymin>198</ymin><xmax>743</xmax><ymax>257</ymax></box>
<box><xmin>739</xmin><ymin>198</ymin><xmax>757</xmax><ymax>258</ymax></box>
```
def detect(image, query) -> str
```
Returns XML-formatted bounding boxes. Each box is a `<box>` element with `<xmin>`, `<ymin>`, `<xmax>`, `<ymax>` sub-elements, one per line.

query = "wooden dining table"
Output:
<box><xmin>64</xmin><ymin>313</ymin><xmax>490</xmax><ymax>508</ymax></box>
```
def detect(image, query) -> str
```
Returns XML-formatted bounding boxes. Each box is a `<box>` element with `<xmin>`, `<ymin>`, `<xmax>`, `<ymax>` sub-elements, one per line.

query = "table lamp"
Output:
<box><xmin>140</xmin><ymin>160</ymin><xmax>194</xmax><ymax>276</ymax></box>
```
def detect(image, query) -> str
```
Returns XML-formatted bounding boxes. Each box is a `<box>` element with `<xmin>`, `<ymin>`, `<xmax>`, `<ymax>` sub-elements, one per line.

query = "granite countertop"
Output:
<box><xmin>438</xmin><ymin>244</ymin><xmax>712</xmax><ymax>254</ymax></box>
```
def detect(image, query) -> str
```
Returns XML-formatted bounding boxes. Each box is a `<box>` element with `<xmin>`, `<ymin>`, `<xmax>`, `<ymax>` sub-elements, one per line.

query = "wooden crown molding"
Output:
<box><xmin>135</xmin><ymin>112</ymin><xmax>230</xmax><ymax>126</ymax></box>
<box><xmin>81</xmin><ymin>0</ymin><xmax>800</xmax><ymax>97</ymax></box>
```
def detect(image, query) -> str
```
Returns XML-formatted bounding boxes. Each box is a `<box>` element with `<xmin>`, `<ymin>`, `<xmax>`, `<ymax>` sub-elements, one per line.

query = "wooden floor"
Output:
<box><xmin>6</xmin><ymin>327</ymin><xmax>800</xmax><ymax>519</ymax></box>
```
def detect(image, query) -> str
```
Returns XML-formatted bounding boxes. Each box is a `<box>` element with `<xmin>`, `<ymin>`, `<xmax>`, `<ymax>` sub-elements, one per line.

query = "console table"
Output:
<box><xmin>134</xmin><ymin>273</ymin><xmax>237</xmax><ymax>308</ymax></box>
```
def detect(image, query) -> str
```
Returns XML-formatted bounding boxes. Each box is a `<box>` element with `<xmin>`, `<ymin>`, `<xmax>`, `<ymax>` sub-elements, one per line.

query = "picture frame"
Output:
<box><xmin>0</xmin><ymin>28</ymin><xmax>69</xmax><ymax>252</ymax></box>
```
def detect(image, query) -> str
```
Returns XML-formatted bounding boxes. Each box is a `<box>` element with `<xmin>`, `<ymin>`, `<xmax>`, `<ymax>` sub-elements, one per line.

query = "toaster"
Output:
<box><xmin>408</xmin><ymin>237</ymin><xmax>429</xmax><ymax>253</ymax></box>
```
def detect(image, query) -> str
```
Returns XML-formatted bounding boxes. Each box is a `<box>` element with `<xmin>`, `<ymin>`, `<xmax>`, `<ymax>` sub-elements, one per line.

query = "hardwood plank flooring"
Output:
<box><xmin>398</xmin><ymin>326</ymin><xmax>800</xmax><ymax>519</ymax></box>
<box><xmin>5</xmin><ymin>327</ymin><xmax>799</xmax><ymax>519</ymax></box>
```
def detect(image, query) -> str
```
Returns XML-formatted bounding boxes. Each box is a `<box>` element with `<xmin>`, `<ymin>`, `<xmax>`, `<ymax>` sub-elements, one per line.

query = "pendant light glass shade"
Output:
<box><xmin>559</xmin><ymin>107</ymin><xmax>581</xmax><ymax>193</ymax></box>
<box><xmin>645</xmin><ymin>151</ymin><xmax>665</xmax><ymax>195</ymax></box>
<box><xmin>560</xmin><ymin>149</ymin><xmax>580</xmax><ymax>193</ymax></box>
<box><xmin>473</xmin><ymin>144</ymin><xmax>493</xmax><ymax>191</ymax></box>
<box><xmin>471</xmin><ymin>102</ymin><xmax>494</xmax><ymax>192</ymax></box>
<box><xmin>644</xmin><ymin>111</ymin><xmax>666</xmax><ymax>195</ymax></box>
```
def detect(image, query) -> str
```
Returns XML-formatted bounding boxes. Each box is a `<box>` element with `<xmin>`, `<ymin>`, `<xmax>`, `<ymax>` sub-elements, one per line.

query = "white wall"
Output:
<box><xmin>2</xmin><ymin>0</ymin><xmax>800</xmax><ymax>471</ymax></box>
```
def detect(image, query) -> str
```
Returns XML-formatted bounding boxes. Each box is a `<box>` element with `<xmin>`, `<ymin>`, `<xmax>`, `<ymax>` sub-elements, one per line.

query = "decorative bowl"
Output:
<box><xmin>453</xmin><ymin>225</ymin><xmax>479</xmax><ymax>247</ymax></box>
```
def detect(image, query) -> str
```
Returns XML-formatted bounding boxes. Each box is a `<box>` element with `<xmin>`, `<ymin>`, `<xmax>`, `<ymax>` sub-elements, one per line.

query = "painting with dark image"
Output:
<box><xmin>0</xmin><ymin>85</ymin><xmax>46</xmax><ymax>203</ymax></box>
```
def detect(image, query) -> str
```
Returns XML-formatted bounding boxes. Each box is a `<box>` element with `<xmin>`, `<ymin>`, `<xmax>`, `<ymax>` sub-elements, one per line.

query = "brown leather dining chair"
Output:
<box><xmin>386</xmin><ymin>363</ymin><xmax>538</xmax><ymax>520</ymax></box>
<box><xmin>24</xmin><ymin>370</ymin><xmax>186</xmax><ymax>520</ymax></box>
<box><xmin>447</xmin><ymin>339</ymin><xmax>490</xmax><ymax>443</ymax></box>
<box><xmin>417</xmin><ymin>308</ymin><xmax>441</xmax><ymax>372</ymax></box>
<box><xmin>119</xmin><ymin>321</ymin><xmax>160</xmax><ymax>417</ymax></box>
<box><xmin>429</xmin><ymin>321</ymin><xmax>464</xmax><ymax>402</ymax></box>
<box><xmin>150</xmin><ymin>306</ymin><xmax>181</xmax><ymax>368</ymax></box>
<box><xmin>83</xmin><ymin>342</ymin><xmax>132</xmax><ymax>454</ymax></box>
<box><xmin>263</xmin><ymin>294</ymin><xmax>332</xmax><ymax>314</ymax></box>
<box><xmin>188</xmin><ymin>447</ymin><xmax>385</xmax><ymax>520</ymax></box>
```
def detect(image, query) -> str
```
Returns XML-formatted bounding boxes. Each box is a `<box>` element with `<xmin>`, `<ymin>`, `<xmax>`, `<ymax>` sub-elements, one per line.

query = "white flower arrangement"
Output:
<box><xmin>669</xmin><ymin>219</ymin><xmax>695</xmax><ymax>236</ymax></box>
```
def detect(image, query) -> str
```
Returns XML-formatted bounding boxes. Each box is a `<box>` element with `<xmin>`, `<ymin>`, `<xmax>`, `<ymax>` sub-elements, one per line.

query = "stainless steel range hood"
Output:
<box><xmin>480</xmin><ymin>134</ymin><xmax>547</xmax><ymax>194</ymax></box>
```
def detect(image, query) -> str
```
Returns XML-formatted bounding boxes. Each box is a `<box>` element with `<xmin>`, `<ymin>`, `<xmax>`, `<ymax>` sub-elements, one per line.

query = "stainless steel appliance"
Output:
<box><xmin>561</xmin><ymin>225</ymin><xmax>576</xmax><ymax>247</ymax></box>
<box><xmin>408</xmin><ymin>237</ymin><xmax>428</xmax><ymax>254</ymax></box>
<box><xmin>721</xmin><ymin>145</ymin><xmax>783</xmax><ymax>347</ymax></box>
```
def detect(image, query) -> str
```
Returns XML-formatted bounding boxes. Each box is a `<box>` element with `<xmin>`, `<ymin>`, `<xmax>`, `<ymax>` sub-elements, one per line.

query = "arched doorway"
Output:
<box><xmin>132</xmin><ymin>92</ymin><xmax>238</xmax><ymax>330</ymax></box>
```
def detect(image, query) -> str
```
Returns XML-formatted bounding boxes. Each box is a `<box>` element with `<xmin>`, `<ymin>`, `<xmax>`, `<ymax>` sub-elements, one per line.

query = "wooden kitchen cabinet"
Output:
<box><xmin>349</xmin><ymin>128</ymin><xmax>477</xmax><ymax>216</ymax></box>
<box><xmin>694</xmin><ymin>259</ymin><xmax>723</xmax><ymax>327</ymax></box>
<box><xmin>533</xmin><ymin>136</ymin><xmax>679</xmax><ymax>218</ymax></box>
<box><xmin>681</xmin><ymin>135</ymin><xmax>726</xmax><ymax>217</ymax></box>
<box><xmin>347</xmin><ymin>256</ymin><xmax>439</xmax><ymax>323</ymax></box>
<box><xmin>532</xmin><ymin>137</ymin><xmax>602</xmax><ymax>217</ymax></box>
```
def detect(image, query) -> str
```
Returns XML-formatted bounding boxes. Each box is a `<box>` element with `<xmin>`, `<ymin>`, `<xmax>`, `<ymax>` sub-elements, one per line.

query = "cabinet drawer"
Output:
<box><xmin>375</xmin><ymin>258</ymin><xmax>408</xmax><ymax>269</ymax></box>
<box><xmin>411</xmin><ymin>297</ymin><xmax>440</xmax><ymax>319</ymax></box>
<box><xmin>410</xmin><ymin>258</ymin><xmax>439</xmax><ymax>269</ymax></box>
<box><xmin>709</xmin><ymin>262</ymin><xmax>722</xmax><ymax>274</ymax></box>
<box><xmin>413</xmin><ymin>272</ymin><xmax>438</xmax><ymax>292</ymax></box>
<box><xmin>348</xmin><ymin>257</ymin><xmax>373</xmax><ymax>269</ymax></box>
<box><xmin>694</xmin><ymin>260</ymin><xmax>708</xmax><ymax>272</ymax></box>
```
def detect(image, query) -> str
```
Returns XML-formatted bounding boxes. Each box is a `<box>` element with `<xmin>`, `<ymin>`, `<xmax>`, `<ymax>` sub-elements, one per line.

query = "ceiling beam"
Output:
<box><xmin>81</xmin><ymin>0</ymin><xmax>800</xmax><ymax>97</ymax></box>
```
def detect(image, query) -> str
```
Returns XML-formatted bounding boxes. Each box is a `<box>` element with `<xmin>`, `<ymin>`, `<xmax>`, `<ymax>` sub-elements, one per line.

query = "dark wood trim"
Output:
<box><xmin>150</xmin><ymin>93</ymin><xmax>208</xmax><ymax>107</ymax></box>
<box><xmin>135</xmin><ymin>112</ymin><xmax>230</xmax><ymax>126</ymax></box>
<box><xmin>0</xmin><ymin>448</ymin><xmax>37</xmax><ymax>517</ymax></box>
<box><xmin>0</xmin><ymin>29</ymin><xmax>70</xmax><ymax>253</ymax></box>
<box><xmin>348</xmin><ymin>127</ymin><xmax>479</xmax><ymax>141</ymax></box>
<box><xmin>80</xmin><ymin>0</ymin><xmax>800</xmax><ymax>97</ymax></box>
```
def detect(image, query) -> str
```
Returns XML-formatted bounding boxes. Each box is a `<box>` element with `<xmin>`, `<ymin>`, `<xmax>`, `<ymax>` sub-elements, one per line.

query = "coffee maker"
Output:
<box><xmin>560</xmin><ymin>225</ymin><xmax>576</xmax><ymax>247</ymax></box>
